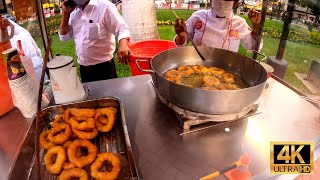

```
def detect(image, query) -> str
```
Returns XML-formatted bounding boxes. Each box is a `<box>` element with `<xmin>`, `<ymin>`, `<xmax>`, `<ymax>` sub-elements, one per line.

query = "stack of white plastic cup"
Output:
<box><xmin>8</xmin><ymin>74</ymin><xmax>37</xmax><ymax>118</ymax></box>
<box><xmin>20</xmin><ymin>55</ymin><xmax>39</xmax><ymax>92</ymax></box>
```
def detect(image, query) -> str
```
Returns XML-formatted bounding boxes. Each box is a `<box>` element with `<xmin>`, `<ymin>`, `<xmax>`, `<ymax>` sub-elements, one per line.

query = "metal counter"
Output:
<box><xmin>1</xmin><ymin>75</ymin><xmax>320</xmax><ymax>180</ymax></box>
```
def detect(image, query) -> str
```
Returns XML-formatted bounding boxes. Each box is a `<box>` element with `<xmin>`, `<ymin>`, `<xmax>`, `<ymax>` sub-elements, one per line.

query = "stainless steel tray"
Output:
<box><xmin>8</xmin><ymin>97</ymin><xmax>141</xmax><ymax>180</ymax></box>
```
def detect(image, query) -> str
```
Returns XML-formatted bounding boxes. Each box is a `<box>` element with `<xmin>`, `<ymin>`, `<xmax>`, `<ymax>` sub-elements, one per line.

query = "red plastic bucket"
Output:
<box><xmin>128</xmin><ymin>40</ymin><xmax>177</xmax><ymax>76</ymax></box>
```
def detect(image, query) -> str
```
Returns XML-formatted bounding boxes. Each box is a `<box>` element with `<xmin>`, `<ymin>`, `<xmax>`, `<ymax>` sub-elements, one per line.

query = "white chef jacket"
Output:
<box><xmin>174</xmin><ymin>9</ymin><xmax>263</xmax><ymax>52</ymax></box>
<box><xmin>8</xmin><ymin>20</ymin><xmax>46</xmax><ymax>81</ymax></box>
<box><xmin>9</xmin><ymin>20</ymin><xmax>43</xmax><ymax>67</ymax></box>
<box><xmin>59</xmin><ymin>0</ymin><xmax>130</xmax><ymax>66</ymax></box>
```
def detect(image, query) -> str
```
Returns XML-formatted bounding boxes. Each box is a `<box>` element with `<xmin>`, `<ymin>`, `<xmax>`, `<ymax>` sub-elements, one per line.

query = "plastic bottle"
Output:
<box><xmin>0</xmin><ymin>17</ymin><xmax>14</xmax><ymax>116</ymax></box>
<box><xmin>4</xmin><ymin>48</ymin><xmax>37</xmax><ymax>118</ymax></box>
<box><xmin>17</xmin><ymin>40</ymin><xmax>39</xmax><ymax>92</ymax></box>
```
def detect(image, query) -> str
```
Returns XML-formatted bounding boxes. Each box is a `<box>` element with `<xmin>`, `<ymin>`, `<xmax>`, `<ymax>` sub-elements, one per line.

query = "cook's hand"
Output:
<box><xmin>117</xmin><ymin>39</ymin><xmax>131</xmax><ymax>65</ymax></box>
<box><xmin>174</xmin><ymin>18</ymin><xmax>187</xmax><ymax>37</ymax></box>
<box><xmin>61</xmin><ymin>0</ymin><xmax>76</xmax><ymax>16</ymax></box>
<box><xmin>248</xmin><ymin>9</ymin><xmax>261</xmax><ymax>27</ymax></box>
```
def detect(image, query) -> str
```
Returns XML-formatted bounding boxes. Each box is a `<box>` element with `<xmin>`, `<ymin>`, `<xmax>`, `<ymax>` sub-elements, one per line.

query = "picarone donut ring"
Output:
<box><xmin>39</xmin><ymin>130</ymin><xmax>55</xmax><ymax>149</ymax></box>
<box><xmin>44</xmin><ymin>146</ymin><xmax>66</xmax><ymax>174</ymax></box>
<box><xmin>90</xmin><ymin>152</ymin><xmax>121</xmax><ymax>180</ymax></box>
<box><xmin>59</xmin><ymin>168</ymin><xmax>88</xmax><ymax>180</ymax></box>
<box><xmin>69</xmin><ymin>116</ymin><xmax>95</xmax><ymax>130</ymax></box>
<box><xmin>67</xmin><ymin>139</ymin><xmax>97</xmax><ymax>168</ymax></box>
<box><xmin>48</xmin><ymin>124</ymin><xmax>72</xmax><ymax>144</ymax></box>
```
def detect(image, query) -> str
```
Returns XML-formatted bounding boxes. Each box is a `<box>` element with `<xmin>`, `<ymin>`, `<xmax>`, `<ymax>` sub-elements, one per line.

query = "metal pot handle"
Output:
<box><xmin>245</xmin><ymin>50</ymin><xmax>267</xmax><ymax>63</ymax></box>
<box><xmin>135</xmin><ymin>59</ymin><xmax>154</xmax><ymax>73</ymax></box>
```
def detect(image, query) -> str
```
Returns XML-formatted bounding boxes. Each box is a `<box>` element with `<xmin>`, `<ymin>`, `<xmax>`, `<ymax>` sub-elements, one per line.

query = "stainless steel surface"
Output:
<box><xmin>252</xmin><ymin>136</ymin><xmax>320</xmax><ymax>180</ymax></box>
<box><xmin>1</xmin><ymin>75</ymin><xmax>320</xmax><ymax>180</ymax></box>
<box><xmin>155</xmin><ymin>89</ymin><xmax>260</xmax><ymax>133</ymax></box>
<box><xmin>0</xmin><ymin>109</ymin><xmax>33</xmax><ymax>180</ymax></box>
<box><xmin>8</xmin><ymin>97</ymin><xmax>140</xmax><ymax>180</ymax></box>
<box><xmin>84</xmin><ymin>75</ymin><xmax>319</xmax><ymax>180</ymax></box>
<box><xmin>143</xmin><ymin>46</ymin><xmax>268</xmax><ymax>114</ymax></box>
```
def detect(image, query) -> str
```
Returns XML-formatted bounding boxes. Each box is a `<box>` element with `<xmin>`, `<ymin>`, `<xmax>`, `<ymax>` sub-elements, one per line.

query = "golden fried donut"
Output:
<box><xmin>222</xmin><ymin>73</ymin><xmax>235</xmax><ymax>83</ymax></box>
<box><xmin>216</xmin><ymin>84</ymin><xmax>239</xmax><ymax>90</ymax></box>
<box><xmin>48</xmin><ymin>124</ymin><xmax>72</xmax><ymax>144</ymax></box>
<box><xmin>164</xmin><ymin>69</ymin><xmax>182</xmax><ymax>80</ymax></box>
<box><xmin>221</xmin><ymin>83</ymin><xmax>240</xmax><ymax>90</ymax></box>
<box><xmin>201</xmin><ymin>86</ymin><xmax>217</xmax><ymax>90</ymax></box>
<box><xmin>69</xmin><ymin>116</ymin><xmax>95</xmax><ymax>130</ymax></box>
<box><xmin>177</xmin><ymin>66</ymin><xmax>194</xmax><ymax>76</ymax></box>
<box><xmin>39</xmin><ymin>130</ymin><xmax>55</xmax><ymax>149</ymax></box>
<box><xmin>90</xmin><ymin>152</ymin><xmax>121</xmax><ymax>180</ymax></box>
<box><xmin>64</xmin><ymin>108</ymin><xmax>72</xmax><ymax>124</ymax></box>
<box><xmin>62</xmin><ymin>141</ymin><xmax>77</xmax><ymax>170</ymax></box>
<box><xmin>63</xmin><ymin>141</ymin><xmax>82</xmax><ymax>158</ymax></box>
<box><xmin>95</xmin><ymin>107</ymin><xmax>117</xmax><ymax>124</ymax></box>
<box><xmin>63</xmin><ymin>141</ymin><xmax>72</xmax><ymax>148</ymax></box>
<box><xmin>44</xmin><ymin>146</ymin><xmax>66</xmax><ymax>174</ymax></box>
<box><xmin>70</xmin><ymin>108</ymin><xmax>95</xmax><ymax>117</ymax></box>
<box><xmin>67</xmin><ymin>139</ymin><xmax>97</xmax><ymax>168</ymax></box>
<box><xmin>72</xmin><ymin>128</ymin><xmax>98</xmax><ymax>140</ymax></box>
<box><xmin>166</xmin><ymin>78</ymin><xmax>180</xmax><ymax>83</ymax></box>
<box><xmin>51</xmin><ymin>115</ymin><xmax>64</xmax><ymax>128</ymax></box>
<box><xmin>59</xmin><ymin>168</ymin><xmax>88</xmax><ymax>180</ymax></box>
<box><xmin>216</xmin><ymin>84</ymin><xmax>227</xmax><ymax>90</ymax></box>
<box><xmin>192</xmin><ymin>65</ymin><xmax>209</xmax><ymax>74</ymax></box>
<box><xmin>95</xmin><ymin>120</ymin><xmax>115</xmax><ymax>133</ymax></box>
<box><xmin>209</xmin><ymin>67</ymin><xmax>225</xmax><ymax>75</ymax></box>
<box><xmin>202</xmin><ymin>76</ymin><xmax>221</xmax><ymax>86</ymax></box>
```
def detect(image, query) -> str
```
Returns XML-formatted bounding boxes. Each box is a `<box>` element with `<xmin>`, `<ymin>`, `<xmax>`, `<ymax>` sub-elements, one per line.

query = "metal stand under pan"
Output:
<box><xmin>155</xmin><ymin>91</ymin><xmax>261</xmax><ymax>135</ymax></box>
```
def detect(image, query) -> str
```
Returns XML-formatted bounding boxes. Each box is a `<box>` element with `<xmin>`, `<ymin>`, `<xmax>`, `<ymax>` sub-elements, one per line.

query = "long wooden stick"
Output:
<box><xmin>199</xmin><ymin>161</ymin><xmax>242</xmax><ymax>180</ymax></box>
<box><xmin>172</xmin><ymin>11</ymin><xmax>206</xmax><ymax>61</ymax></box>
<box><xmin>172</xmin><ymin>10</ymin><xmax>179</xmax><ymax>19</ymax></box>
<box><xmin>35</xmin><ymin>37</ymin><xmax>52</xmax><ymax>180</ymax></box>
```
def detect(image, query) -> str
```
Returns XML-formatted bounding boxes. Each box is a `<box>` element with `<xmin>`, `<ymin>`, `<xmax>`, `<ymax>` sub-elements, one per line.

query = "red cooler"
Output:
<box><xmin>128</xmin><ymin>40</ymin><xmax>177</xmax><ymax>76</ymax></box>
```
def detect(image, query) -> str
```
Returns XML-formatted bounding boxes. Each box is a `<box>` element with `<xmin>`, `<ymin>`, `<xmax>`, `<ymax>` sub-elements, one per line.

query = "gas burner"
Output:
<box><xmin>155</xmin><ymin>90</ymin><xmax>260</xmax><ymax>134</ymax></box>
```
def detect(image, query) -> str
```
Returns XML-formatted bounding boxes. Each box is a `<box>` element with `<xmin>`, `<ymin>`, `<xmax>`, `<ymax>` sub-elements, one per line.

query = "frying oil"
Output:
<box><xmin>164</xmin><ymin>66</ymin><xmax>250</xmax><ymax>90</ymax></box>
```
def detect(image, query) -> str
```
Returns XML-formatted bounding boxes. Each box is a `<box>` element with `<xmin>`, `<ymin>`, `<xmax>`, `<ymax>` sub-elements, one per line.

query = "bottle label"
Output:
<box><xmin>4</xmin><ymin>49</ymin><xmax>26</xmax><ymax>80</ymax></box>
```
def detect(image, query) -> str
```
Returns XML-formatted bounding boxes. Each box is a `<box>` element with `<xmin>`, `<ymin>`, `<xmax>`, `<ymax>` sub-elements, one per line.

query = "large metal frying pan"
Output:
<box><xmin>136</xmin><ymin>46</ymin><xmax>268</xmax><ymax>115</ymax></box>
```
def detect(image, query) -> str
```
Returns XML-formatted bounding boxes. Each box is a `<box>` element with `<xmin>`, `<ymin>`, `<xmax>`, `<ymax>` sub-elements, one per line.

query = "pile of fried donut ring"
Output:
<box><xmin>163</xmin><ymin>65</ymin><xmax>240</xmax><ymax>90</ymax></box>
<box><xmin>39</xmin><ymin>107</ymin><xmax>121</xmax><ymax>180</ymax></box>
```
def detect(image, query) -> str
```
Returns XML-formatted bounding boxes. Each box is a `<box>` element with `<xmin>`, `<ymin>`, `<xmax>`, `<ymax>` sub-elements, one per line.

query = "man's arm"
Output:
<box><xmin>106</xmin><ymin>4</ymin><xmax>131</xmax><ymax>64</ymax></box>
<box><xmin>59</xmin><ymin>13</ymin><xmax>71</xmax><ymax>35</ymax></box>
<box><xmin>240</xmin><ymin>9</ymin><xmax>263</xmax><ymax>51</ymax></box>
<box><xmin>59</xmin><ymin>1</ymin><xmax>75</xmax><ymax>41</ymax></box>
<box><xmin>248</xmin><ymin>9</ymin><xmax>261</xmax><ymax>40</ymax></box>
<box><xmin>173</xmin><ymin>13</ymin><xmax>196</xmax><ymax>46</ymax></box>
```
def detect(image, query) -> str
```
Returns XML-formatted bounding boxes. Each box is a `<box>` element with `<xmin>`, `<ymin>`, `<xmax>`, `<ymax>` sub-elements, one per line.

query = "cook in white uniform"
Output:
<box><xmin>59</xmin><ymin>0</ymin><xmax>131</xmax><ymax>83</ymax></box>
<box><xmin>8</xmin><ymin>19</ymin><xmax>45</xmax><ymax>81</ymax></box>
<box><xmin>174</xmin><ymin>0</ymin><xmax>262</xmax><ymax>52</ymax></box>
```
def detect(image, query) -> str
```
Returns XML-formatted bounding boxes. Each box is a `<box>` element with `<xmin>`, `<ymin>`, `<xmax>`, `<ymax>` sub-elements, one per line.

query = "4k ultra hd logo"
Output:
<box><xmin>270</xmin><ymin>142</ymin><xmax>314</xmax><ymax>174</ymax></box>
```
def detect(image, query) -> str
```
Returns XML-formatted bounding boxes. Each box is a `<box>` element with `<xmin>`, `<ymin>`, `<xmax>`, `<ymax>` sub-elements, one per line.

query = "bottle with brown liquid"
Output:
<box><xmin>0</xmin><ymin>17</ymin><xmax>14</xmax><ymax>116</ymax></box>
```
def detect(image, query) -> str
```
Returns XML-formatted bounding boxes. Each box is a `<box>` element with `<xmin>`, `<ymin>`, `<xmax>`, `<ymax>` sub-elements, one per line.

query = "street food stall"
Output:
<box><xmin>1</xmin><ymin>43</ymin><xmax>320</xmax><ymax>180</ymax></box>
<box><xmin>0</xmin><ymin>0</ymin><xmax>320</xmax><ymax>180</ymax></box>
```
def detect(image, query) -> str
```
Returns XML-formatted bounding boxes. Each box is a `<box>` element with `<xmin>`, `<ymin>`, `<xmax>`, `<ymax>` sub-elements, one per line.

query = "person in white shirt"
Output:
<box><xmin>174</xmin><ymin>0</ymin><xmax>262</xmax><ymax>53</ymax></box>
<box><xmin>8</xmin><ymin>19</ymin><xmax>44</xmax><ymax>81</ymax></box>
<box><xmin>59</xmin><ymin>0</ymin><xmax>131</xmax><ymax>83</ymax></box>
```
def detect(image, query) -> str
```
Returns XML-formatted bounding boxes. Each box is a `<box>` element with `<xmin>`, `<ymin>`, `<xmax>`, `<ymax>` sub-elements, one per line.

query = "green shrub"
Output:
<box><xmin>20</xmin><ymin>15</ymin><xmax>62</xmax><ymax>37</ymax></box>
